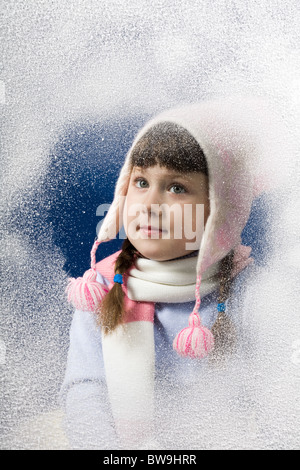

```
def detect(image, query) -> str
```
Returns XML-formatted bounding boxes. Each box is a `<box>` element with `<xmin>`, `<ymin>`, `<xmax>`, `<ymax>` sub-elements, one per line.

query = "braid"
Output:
<box><xmin>210</xmin><ymin>251</ymin><xmax>236</xmax><ymax>361</ymax></box>
<box><xmin>97</xmin><ymin>238</ymin><xmax>136</xmax><ymax>334</ymax></box>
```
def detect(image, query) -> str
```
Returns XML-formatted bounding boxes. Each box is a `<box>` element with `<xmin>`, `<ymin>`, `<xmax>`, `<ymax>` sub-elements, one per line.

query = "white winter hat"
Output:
<box><xmin>97</xmin><ymin>98</ymin><xmax>265</xmax><ymax>274</ymax></box>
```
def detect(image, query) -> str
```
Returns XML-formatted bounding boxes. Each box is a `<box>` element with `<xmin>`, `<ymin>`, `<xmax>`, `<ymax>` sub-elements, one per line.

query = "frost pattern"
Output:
<box><xmin>1</xmin><ymin>0</ymin><xmax>300</xmax><ymax>450</ymax></box>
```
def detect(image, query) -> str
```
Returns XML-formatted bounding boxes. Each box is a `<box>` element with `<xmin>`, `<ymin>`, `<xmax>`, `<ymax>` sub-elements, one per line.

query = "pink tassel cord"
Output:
<box><xmin>66</xmin><ymin>240</ymin><xmax>108</xmax><ymax>312</ymax></box>
<box><xmin>90</xmin><ymin>239</ymin><xmax>101</xmax><ymax>270</ymax></box>
<box><xmin>173</xmin><ymin>275</ymin><xmax>215</xmax><ymax>359</ymax></box>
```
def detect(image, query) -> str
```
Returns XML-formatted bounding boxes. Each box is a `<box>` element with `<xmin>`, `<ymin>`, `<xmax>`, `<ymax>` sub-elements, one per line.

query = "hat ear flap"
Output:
<box><xmin>98</xmin><ymin>159</ymin><xmax>132</xmax><ymax>242</ymax></box>
<box><xmin>97</xmin><ymin>196</ymin><xmax>125</xmax><ymax>242</ymax></box>
<box><xmin>66</xmin><ymin>158</ymin><xmax>133</xmax><ymax>313</ymax></box>
<box><xmin>66</xmin><ymin>158</ymin><xmax>132</xmax><ymax>313</ymax></box>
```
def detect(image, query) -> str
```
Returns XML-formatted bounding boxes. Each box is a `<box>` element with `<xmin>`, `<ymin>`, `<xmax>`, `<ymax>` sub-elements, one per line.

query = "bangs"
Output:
<box><xmin>129</xmin><ymin>122</ymin><xmax>208</xmax><ymax>175</ymax></box>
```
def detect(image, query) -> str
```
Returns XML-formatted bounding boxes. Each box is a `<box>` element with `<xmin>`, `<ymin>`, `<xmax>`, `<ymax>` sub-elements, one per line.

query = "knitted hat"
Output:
<box><xmin>67</xmin><ymin>97</ymin><xmax>273</xmax><ymax>359</ymax></box>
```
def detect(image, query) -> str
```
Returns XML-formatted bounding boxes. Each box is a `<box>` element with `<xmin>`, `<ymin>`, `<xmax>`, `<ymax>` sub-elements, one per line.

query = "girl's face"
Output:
<box><xmin>123</xmin><ymin>165</ymin><xmax>210</xmax><ymax>261</ymax></box>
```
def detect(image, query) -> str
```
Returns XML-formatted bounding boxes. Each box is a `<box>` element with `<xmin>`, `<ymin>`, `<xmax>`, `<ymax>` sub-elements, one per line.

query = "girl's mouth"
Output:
<box><xmin>139</xmin><ymin>225</ymin><xmax>167</xmax><ymax>238</ymax></box>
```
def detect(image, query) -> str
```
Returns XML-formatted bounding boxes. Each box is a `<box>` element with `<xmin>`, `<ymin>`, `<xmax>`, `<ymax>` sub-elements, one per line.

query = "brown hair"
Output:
<box><xmin>129</xmin><ymin>122</ymin><xmax>208</xmax><ymax>175</ymax></box>
<box><xmin>210</xmin><ymin>251</ymin><xmax>236</xmax><ymax>361</ymax></box>
<box><xmin>97</xmin><ymin>123</ymin><xmax>235</xmax><ymax>358</ymax></box>
<box><xmin>98</xmin><ymin>238</ymin><xmax>137</xmax><ymax>333</ymax></box>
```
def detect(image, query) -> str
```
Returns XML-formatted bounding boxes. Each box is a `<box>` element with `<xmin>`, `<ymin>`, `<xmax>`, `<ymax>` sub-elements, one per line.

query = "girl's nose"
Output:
<box><xmin>142</xmin><ymin>188</ymin><xmax>162</xmax><ymax>215</ymax></box>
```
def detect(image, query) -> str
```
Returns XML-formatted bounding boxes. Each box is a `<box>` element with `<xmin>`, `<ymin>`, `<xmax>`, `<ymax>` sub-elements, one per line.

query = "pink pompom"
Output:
<box><xmin>173</xmin><ymin>312</ymin><xmax>215</xmax><ymax>359</ymax></box>
<box><xmin>66</xmin><ymin>268</ymin><xmax>109</xmax><ymax>312</ymax></box>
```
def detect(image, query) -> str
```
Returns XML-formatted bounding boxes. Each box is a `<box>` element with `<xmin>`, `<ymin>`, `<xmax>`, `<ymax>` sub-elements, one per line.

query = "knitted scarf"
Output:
<box><xmin>126</xmin><ymin>254</ymin><xmax>220</xmax><ymax>303</ymax></box>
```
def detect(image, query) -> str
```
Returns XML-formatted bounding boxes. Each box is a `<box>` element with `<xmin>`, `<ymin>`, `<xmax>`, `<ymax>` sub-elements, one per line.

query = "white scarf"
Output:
<box><xmin>102</xmin><ymin>255</ymin><xmax>220</xmax><ymax>448</ymax></box>
<box><xmin>127</xmin><ymin>255</ymin><xmax>220</xmax><ymax>303</ymax></box>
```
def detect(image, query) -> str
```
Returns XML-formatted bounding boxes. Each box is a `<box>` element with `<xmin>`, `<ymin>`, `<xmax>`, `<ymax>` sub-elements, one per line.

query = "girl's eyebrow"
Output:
<box><xmin>165</xmin><ymin>173</ymin><xmax>192</xmax><ymax>180</ymax></box>
<box><xmin>160</xmin><ymin>173</ymin><xmax>198</xmax><ymax>183</ymax></box>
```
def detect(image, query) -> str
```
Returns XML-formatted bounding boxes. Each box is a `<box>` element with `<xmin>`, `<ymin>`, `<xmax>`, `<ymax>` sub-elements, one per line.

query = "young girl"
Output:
<box><xmin>61</xmin><ymin>100</ymin><xmax>262</xmax><ymax>450</ymax></box>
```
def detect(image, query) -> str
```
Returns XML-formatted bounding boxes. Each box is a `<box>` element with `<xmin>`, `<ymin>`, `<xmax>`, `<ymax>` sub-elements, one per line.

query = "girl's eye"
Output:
<box><xmin>135</xmin><ymin>178</ymin><xmax>149</xmax><ymax>189</ymax></box>
<box><xmin>169</xmin><ymin>184</ymin><xmax>186</xmax><ymax>194</ymax></box>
